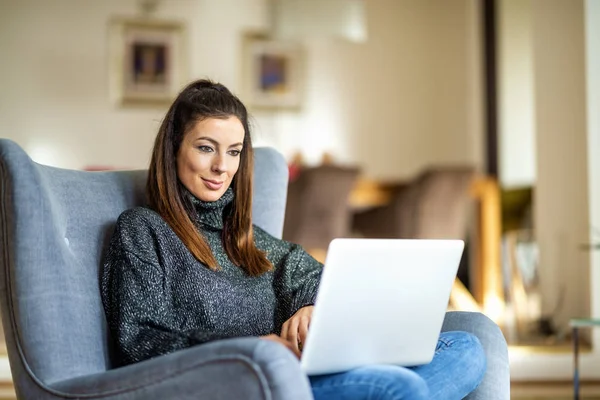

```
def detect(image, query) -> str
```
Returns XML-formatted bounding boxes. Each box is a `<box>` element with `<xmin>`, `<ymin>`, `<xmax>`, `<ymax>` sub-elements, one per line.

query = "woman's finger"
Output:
<box><xmin>287</xmin><ymin>317</ymin><xmax>300</xmax><ymax>354</ymax></box>
<box><xmin>260</xmin><ymin>334</ymin><xmax>300</xmax><ymax>358</ymax></box>
<box><xmin>281</xmin><ymin>320</ymin><xmax>290</xmax><ymax>341</ymax></box>
<box><xmin>298</xmin><ymin>315</ymin><xmax>310</xmax><ymax>346</ymax></box>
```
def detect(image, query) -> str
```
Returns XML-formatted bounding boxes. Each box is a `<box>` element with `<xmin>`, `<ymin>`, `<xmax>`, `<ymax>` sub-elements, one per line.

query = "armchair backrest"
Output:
<box><xmin>283</xmin><ymin>165</ymin><xmax>359</xmax><ymax>250</ymax></box>
<box><xmin>402</xmin><ymin>167</ymin><xmax>475</xmax><ymax>239</ymax></box>
<box><xmin>352</xmin><ymin>167</ymin><xmax>475</xmax><ymax>240</ymax></box>
<box><xmin>0</xmin><ymin>139</ymin><xmax>288</xmax><ymax>386</ymax></box>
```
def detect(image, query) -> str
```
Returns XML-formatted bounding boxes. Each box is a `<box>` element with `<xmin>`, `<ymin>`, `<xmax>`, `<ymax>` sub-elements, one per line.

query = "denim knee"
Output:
<box><xmin>364</xmin><ymin>365</ymin><xmax>429</xmax><ymax>400</ymax></box>
<box><xmin>310</xmin><ymin>365</ymin><xmax>430</xmax><ymax>400</ymax></box>
<box><xmin>383</xmin><ymin>367</ymin><xmax>429</xmax><ymax>400</ymax></box>
<box><xmin>439</xmin><ymin>331</ymin><xmax>487</xmax><ymax>390</ymax></box>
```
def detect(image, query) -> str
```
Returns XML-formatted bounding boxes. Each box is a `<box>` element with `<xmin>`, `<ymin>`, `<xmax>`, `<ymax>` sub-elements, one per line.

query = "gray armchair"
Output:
<box><xmin>0</xmin><ymin>139</ymin><xmax>509</xmax><ymax>399</ymax></box>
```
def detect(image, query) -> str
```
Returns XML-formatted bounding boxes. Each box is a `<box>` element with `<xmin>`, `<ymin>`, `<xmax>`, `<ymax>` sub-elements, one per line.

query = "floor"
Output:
<box><xmin>0</xmin><ymin>382</ymin><xmax>14</xmax><ymax>400</ymax></box>
<box><xmin>512</xmin><ymin>381</ymin><xmax>600</xmax><ymax>399</ymax></box>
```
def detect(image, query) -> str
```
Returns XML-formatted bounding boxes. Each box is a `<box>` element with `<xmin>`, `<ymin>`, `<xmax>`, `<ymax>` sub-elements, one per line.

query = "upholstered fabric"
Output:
<box><xmin>353</xmin><ymin>167</ymin><xmax>475</xmax><ymax>240</ymax></box>
<box><xmin>411</xmin><ymin>168</ymin><xmax>475</xmax><ymax>239</ymax></box>
<box><xmin>283</xmin><ymin>165</ymin><xmax>359</xmax><ymax>250</ymax></box>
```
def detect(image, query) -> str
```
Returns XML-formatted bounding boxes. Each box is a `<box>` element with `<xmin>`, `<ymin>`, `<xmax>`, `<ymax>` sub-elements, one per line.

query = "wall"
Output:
<box><xmin>0</xmin><ymin>0</ymin><xmax>483</xmax><ymax>181</ymax></box>
<box><xmin>269</xmin><ymin>0</ymin><xmax>484</xmax><ymax>179</ymax></box>
<box><xmin>510</xmin><ymin>0</ymin><xmax>596</xmax><ymax>380</ymax></box>
<box><xmin>532</xmin><ymin>0</ymin><xmax>590</xmax><ymax>333</ymax></box>
<box><xmin>497</xmin><ymin>0</ymin><xmax>536</xmax><ymax>189</ymax></box>
<box><xmin>0</xmin><ymin>0</ymin><xmax>268</xmax><ymax>170</ymax></box>
<box><xmin>585</xmin><ymin>0</ymin><xmax>600</xmax><ymax>364</ymax></box>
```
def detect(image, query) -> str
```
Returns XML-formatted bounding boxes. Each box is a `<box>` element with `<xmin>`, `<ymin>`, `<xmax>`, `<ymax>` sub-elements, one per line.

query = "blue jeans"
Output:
<box><xmin>309</xmin><ymin>331</ymin><xmax>486</xmax><ymax>400</ymax></box>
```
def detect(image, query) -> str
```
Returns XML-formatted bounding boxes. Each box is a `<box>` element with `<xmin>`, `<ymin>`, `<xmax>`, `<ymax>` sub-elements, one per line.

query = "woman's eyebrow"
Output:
<box><xmin>195</xmin><ymin>136</ymin><xmax>219</xmax><ymax>146</ymax></box>
<box><xmin>195</xmin><ymin>137</ymin><xmax>243</xmax><ymax>148</ymax></box>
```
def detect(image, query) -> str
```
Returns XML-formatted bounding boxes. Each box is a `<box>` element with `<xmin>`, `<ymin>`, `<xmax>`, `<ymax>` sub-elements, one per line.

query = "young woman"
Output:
<box><xmin>101</xmin><ymin>79</ymin><xmax>486</xmax><ymax>399</ymax></box>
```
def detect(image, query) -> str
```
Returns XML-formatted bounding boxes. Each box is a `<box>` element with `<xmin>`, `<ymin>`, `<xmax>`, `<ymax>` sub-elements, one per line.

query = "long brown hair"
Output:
<box><xmin>147</xmin><ymin>79</ymin><xmax>272</xmax><ymax>276</ymax></box>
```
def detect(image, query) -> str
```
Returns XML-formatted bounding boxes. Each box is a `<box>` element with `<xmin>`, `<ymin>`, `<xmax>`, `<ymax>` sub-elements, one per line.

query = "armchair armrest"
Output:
<box><xmin>47</xmin><ymin>337</ymin><xmax>313</xmax><ymax>400</ymax></box>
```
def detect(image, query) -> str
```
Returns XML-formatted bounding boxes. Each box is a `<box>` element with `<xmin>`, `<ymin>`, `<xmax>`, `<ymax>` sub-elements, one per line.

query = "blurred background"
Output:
<box><xmin>1</xmin><ymin>0</ymin><xmax>600</xmax><ymax>396</ymax></box>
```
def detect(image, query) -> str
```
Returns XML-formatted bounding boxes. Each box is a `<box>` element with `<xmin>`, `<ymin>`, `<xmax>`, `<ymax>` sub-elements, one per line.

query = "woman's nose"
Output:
<box><xmin>211</xmin><ymin>154</ymin><xmax>227</xmax><ymax>173</ymax></box>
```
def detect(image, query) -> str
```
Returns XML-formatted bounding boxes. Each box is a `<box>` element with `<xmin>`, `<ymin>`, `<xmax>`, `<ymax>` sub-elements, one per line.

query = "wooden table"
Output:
<box><xmin>348</xmin><ymin>178</ymin><xmax>394</xmax><ymax>210</ymax></box>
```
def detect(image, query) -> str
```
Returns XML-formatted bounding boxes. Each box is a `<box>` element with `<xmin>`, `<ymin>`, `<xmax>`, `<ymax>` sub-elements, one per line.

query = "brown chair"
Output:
<box><xmin>283</xmin><ymin>165</ymin><xmax>360</xmax><ymax>251</ymax></box>
<box><xmin>353</xmin><ymin>166</ymin><xmax>476</xmax><ymax>240</ymax></box>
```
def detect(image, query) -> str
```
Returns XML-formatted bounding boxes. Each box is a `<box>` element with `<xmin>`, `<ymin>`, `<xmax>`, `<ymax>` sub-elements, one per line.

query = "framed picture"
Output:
<box><xmin>242</xmin><ymin>34</ymin><xmax>304</xmax><ymax>110</ymax></box>
<box><xmin>109</xmin><ymin>18</ymin><xmax>187</xmax><ymax>106</ymax></box>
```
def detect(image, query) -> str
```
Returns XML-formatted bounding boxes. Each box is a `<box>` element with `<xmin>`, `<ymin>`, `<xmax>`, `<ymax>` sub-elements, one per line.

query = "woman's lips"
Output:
<box><xmin>202</xmin><ymin>178</ymin><xmax>224</xmax><ymax>190</ymax></box>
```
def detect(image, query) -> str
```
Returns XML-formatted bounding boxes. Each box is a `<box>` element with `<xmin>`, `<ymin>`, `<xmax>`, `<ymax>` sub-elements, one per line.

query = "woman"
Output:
<box><xmin>101</xmin><ymin>79</ymin><xmax>486</xmax><ymax>399</ymax></box>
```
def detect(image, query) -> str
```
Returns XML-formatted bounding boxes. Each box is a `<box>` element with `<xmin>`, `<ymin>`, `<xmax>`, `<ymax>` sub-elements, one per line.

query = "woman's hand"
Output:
<box><xmin>280</xmin><ymin>305</ymin><xmax>314</xmax><ymax>355</ymax></box>
<box><xmin>260</xmin><ymin>334</ymin><xmax>301</xmax><ymax>358</ymax></box>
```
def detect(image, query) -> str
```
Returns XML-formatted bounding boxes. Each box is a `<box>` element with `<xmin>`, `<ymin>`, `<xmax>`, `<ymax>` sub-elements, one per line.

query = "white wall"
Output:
<box><xmin>269</xmin><ymin>0</ymin><xmax>484</xmax><ymax>179</ymax></box>
<box><xmin>510</xmin><ymin>0</ymin><xmax>596</xmax><ymax>380</ymax></box>
<box><xmin>531</xmin><ymin>0</ymin><xmax>590</xmax><ymax>334</ymax></box>
<box><xmin>0</xmin><ymin>0</ymin><xmax>269</xmax><ymax>169</ymax></box>
<box><xmin>584</xmin><ymin>0</ymin><xmax>600</xmax><ymax>373</ymax></box>
<box><xmin>0</xmin><ymin>0</ymin><xmax>483</xmax><ymax>180</ymax></box>
<box><xmin>497</xmin><ymin>0</ymin><xmax>536</xmax><ymax>189</ymax></box>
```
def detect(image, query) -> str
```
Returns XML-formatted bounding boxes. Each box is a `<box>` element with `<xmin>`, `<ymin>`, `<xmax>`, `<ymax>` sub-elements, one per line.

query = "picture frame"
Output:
<box><xmin>242</xmin><ymin>34</ymin><xmax>304</xmax><ymax>110</ymax></box>
<box><xmin>109</xmin><ymin>18</ymin><xmax>187</xmax><ymax>107</ymax></box>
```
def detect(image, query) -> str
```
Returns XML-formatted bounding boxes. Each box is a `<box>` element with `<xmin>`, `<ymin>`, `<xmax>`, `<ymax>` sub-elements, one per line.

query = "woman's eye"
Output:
<box><xmin>198</xmin><ymin>146</ymin><xmax>214</xmax><ymax>153</ymax></box>
<box><xmin>228</xmin><ymin>150</ymin><xmax>241</xmax><ymax>157</ymax></box>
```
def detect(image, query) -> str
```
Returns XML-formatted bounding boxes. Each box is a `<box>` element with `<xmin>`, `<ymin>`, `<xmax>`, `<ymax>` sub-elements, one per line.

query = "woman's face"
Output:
<box><xmin>177</xmin><ymin>116</ymin><xmax>245</xmax><ymax>202</ymax></box>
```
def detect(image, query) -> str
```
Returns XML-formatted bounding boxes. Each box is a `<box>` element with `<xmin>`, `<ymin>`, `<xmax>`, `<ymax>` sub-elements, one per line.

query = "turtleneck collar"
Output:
<box><xmin>188</xmin><ymin>187</ymin><xmax>234</xmax><ymax>230</ymax></box>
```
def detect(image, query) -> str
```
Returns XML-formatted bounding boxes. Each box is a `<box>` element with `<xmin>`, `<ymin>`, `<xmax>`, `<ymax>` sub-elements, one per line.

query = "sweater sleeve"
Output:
<box><xmin>255</xmin><ymin>227</ymin><xmax>323</xmax><ymax>326</ymax></box>
<box><xmin>101</xmin><ymin>210</ymin><xmax>233</xmax><ymax>366</ymax></box>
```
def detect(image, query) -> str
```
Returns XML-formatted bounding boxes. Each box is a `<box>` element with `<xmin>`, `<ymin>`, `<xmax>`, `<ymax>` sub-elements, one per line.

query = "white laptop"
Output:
<box><xmin>300</xmin><ymin>238</ymin><xmax>464</xmax><ymax>376</ymax></box>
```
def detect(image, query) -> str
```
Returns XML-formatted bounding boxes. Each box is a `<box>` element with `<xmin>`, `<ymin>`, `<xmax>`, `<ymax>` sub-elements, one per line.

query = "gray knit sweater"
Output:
<box><xmin>101</xmin><ymin>188</ymin><xmax>323</xmax><ymax>367</ymax></box>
